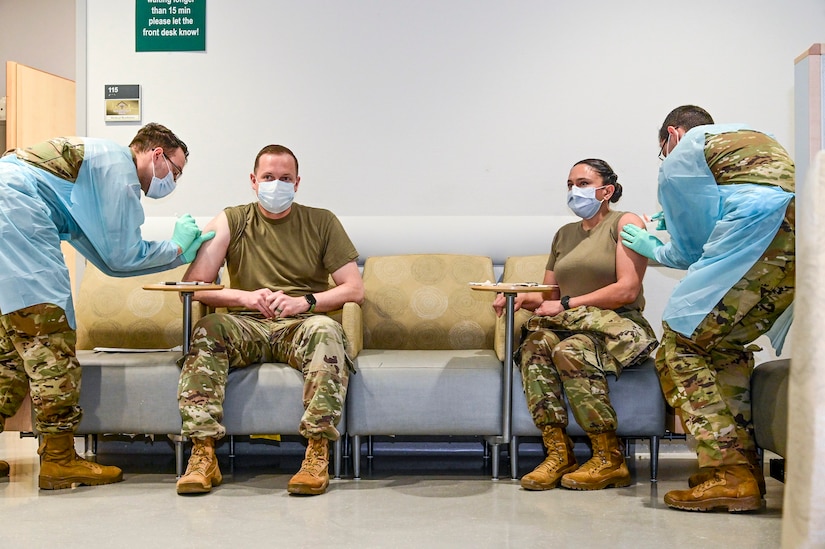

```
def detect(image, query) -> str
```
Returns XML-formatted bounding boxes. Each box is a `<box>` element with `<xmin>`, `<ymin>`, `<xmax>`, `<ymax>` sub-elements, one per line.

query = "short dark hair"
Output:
<box><xmin>658</xmin><ymin>105</ymin><xmax>714</xmax><ymax>142</ymax></box>
<box><xmin>573</xmin><ymin>158</ymin><xmax>622</xmax><ymax>203</ymax></box>
<box><xmin>254</xmin><ymin>144</ymin><xmax>299</xmax><ymax>175</ymax></box>
<box><xmin>129</xmin><ymin>122</ymin><xmax>189</xmax><ymax>158</ymax></box>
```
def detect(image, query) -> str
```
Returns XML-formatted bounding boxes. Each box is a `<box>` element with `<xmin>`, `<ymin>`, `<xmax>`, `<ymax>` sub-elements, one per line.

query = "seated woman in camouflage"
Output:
<box><xmin>494</xmin><ymin>158</ymin><xmax>657</xmax><ymax>491</ymax></box>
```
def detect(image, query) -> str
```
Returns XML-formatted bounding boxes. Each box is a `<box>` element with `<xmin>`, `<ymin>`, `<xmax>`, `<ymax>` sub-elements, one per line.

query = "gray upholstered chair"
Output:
<box><xmin>345</xmin><ymin>254</ymin><xmax>506</xmax><ymax>478</ymax></box>
<box><xmin>73</xmin><ymin>262</ymin><xmax>352</xmax><ymax>478</ymax></box>
<box><xmin>498</xmin><ymin>255</ymin><xmax>666</xmax><ymax>481</ymax></box>
<box><xmin>751</xmin><ymin>358</ymin><xmax>789</xmax><ymax>480</ymax></box>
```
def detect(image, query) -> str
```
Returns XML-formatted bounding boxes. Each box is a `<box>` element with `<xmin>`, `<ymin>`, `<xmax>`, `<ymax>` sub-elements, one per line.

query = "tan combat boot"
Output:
<box><xmin>520</xmin><ymin>425</ymin><xmax>578</xmax><ymax>491</ymax></box>
<box><xmin>38</xmin><ymin>433</ymin><xmax>123</xmax><ymax>490</ymax></box>
<box><xmin>689</xmin><ymin>463</ymin><xmax>766</xmax><ymax>496</ymax></box>
<box><xmin>0</xmin><ymin>459</ymin><xmax>9</xmax><ymax>478</ymax></box>
<box><xmin>665</xmin><ymin>464</ymin><xmax>762</xmax><ymax>512</ymax></box>
<box><xmin>177</xmin><ymin>437</ymin><xmax>222</xmax><ymax>495</ymax></box>
<box><xmin>560</xmin><ymin>431</ymin><xmax>631</xmax><ymax>490</ymax></box>
<box><xmin>287</xmin><ymin>437</ymin><xmax>330</xmax><ymax>495</ymax></box>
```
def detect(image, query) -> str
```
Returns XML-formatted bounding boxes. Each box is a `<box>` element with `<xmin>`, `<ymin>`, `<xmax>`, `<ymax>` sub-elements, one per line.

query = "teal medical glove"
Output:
<box><xmin>180</xmin><ymin>231</ymin><xmax>216</xmax><ymax>264</ymax></box>
<box><xmin>620</xmin><ymin>224</ymin><xmax>663</xmax><ymax>260</ymax></box>
<box><xmin>650</xmin><ymin>211</ymin><xmax>667</xmax><ymax>231</ymax></box>
<box><xmin>171</xmin><ymin>214</ymin><xmax>200</xmax><ymax>252</ymax></box>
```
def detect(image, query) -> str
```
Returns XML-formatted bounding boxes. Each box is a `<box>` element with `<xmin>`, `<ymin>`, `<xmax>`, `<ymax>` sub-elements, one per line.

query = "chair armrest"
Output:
<box><xmin>341</xmin><ymin>302</ymin><xmax>363</xmax><ymax>358</ymax></box>
<box><xmin>194</xmin><ymin>301</ymin><xmax>210</xmax><ymax>320</ymax></box>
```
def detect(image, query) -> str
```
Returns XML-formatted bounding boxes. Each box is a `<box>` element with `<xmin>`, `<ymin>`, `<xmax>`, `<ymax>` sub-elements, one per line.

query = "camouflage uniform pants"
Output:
<box><xmin>656</xmin><ymin>218</ymin><xmax>794</xmax><ymax>468</ymax></box>
<box><xmin>520</xmin><ymin>331</ymin><xmax>617</xmax><ymax>433</ymax></box>
<box><xmin>178</xmin><ymin>312</ymin><xmax>350</xmax><ymax>441</ymax></box>
<box><xmin>0</xmin><ymin>303</ymin><xmax>82</xmax><ymax>434</ymax></box>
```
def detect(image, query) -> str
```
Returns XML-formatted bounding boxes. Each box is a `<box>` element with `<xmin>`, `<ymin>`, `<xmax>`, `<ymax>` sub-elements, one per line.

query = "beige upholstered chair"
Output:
<box><xmin>501</xmin><ymin>254</ymin><xmax>666</xmax><ymax>481</ymax></box>
<box><xmin>76</xmin><ymin>263</ymin><xmax>192</xmax><ymax>351</ymax></box>
<box><xmin>345</xmin><ymin>254</ymin><xmax>507</xmax><ymax>478</ymax></box>
<box><xmin>73</xmin><ymin>263</ymin><xmax>353</xmax><ymax>479</ymax></box>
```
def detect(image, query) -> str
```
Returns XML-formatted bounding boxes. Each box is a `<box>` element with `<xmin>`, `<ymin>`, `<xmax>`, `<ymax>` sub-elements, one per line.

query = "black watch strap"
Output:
<box><xmin>560</xmin><ymin>295</ymin><xmax>571</xmax><ymax>310</ymax></box>
<box><xmin>305</xmin><ymin>294</ymin><xmax>317</xmax><ymax>312</ymax></box>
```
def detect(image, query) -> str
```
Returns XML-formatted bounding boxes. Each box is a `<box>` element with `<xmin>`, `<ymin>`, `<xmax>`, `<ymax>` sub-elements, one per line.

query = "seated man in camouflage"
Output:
<box><xmin>175</xmin><ymin>144</ymin><xmax>364</xmax><ymax>496</ymax></box>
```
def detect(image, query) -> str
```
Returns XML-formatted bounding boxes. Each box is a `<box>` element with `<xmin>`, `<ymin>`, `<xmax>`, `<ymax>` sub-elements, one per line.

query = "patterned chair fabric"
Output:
<box><xmin>75</xmin><ymin>263</ymin><xmax>192</xmax><ymax>350</ymax></box>
<box><xmin>361</xmin><ymin>254</ymin><xmax>496</xmax><ymax>350</ymax></box>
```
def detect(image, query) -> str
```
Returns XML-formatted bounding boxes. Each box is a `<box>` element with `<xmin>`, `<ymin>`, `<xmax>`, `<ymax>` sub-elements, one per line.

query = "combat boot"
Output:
<box><xmin>520</xmin><ymin>425</ymin><xmax>578</xmax><ymax>490</ymax></box>
<box><xmin>561</xmin><ymin>431</ymin><xmax>631</xmax><ymax>490</ymax></box>
<box><xmin>177</xmin><ymin>437</ymin><xmax>222</xmax><ymax>495</ymax></box>
<box><xmin>287</xmin><ymin>437</ymin><xmax>329</xmax><ymax>495</ymax></box>
<box><xmin>665</xmin><ymin>464</ymin><xmax>762</xmax><ymax>512</ymax></box>
<box><xmin>689</xmin><ymin>463</ymin><xmax>766</xmax><ymax>496</ymax></box>
<box><xmin>0</xmin><ymin>459</ymin><xmax>9</xmax><ymax>478</ymax></box>
<box><xmin>38</xmin><ymin>433</ymin><xmax>123</xmax><ymax>490</ymax></box>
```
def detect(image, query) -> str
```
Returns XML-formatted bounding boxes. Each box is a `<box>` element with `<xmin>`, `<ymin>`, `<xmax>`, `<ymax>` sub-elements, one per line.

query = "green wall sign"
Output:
<box><xmin>135</xmin><ymin>0</ymin><xmax>206</xmax><ymax>52</ymax></box>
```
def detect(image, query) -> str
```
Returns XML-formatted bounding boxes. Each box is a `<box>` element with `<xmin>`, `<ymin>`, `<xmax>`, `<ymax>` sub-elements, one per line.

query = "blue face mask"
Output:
<box><xmin>147</xmin><ymin>156</ymin><xmax>177</xmax><ymax>199</ymax></box>
<box><xmin>567</xmin><ymin>185</ymin><xmax>605</xmax><ymax>219</ymax></box>
<box><xmin>257</xmin><ymin>179</ymin><xmax>295</xmax><ymax>214</ymax></box>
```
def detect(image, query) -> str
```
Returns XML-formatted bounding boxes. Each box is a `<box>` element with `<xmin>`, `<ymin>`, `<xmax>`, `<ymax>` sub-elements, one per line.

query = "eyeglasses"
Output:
<box><xmin>163</xmin><ymin>152</ymin><xmax>183</xmax><ymax>181</ymax></box>
<box><xmin>658</xmin><ymin>140</ymin><xmax>667</xmax><ymax>161</ymax></box>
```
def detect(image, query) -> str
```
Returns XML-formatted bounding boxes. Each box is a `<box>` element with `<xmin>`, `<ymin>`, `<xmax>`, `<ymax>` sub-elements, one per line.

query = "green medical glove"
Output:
<box><xmin>620</xmin><ymin>224</ymin><xmax>663</xmax><ymax>260</ymax></box>
<box><xmin>171</xmin><ymin>214</ymin><xmax>200</xmax><ymax>252</ymax></box>
<box><xmin>650</xmin><ymin>211</ymin><xmax>667</xmax><ymax>231</ymax></box>
<box><xmin>180</xmin><ymin>231</ymin><xmax>216</xmax><ymax>264</ymax></box>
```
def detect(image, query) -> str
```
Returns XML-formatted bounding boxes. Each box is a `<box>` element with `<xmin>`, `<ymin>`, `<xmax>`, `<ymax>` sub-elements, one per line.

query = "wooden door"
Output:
<box><xmin>6</xmin><ymin>61</ymin><xmax>76</xmax><ymax>148</ymax></box>
<box><xmin>5</xmin><ymin>62</ymin><xmax>76</xmax><ymax>432</ymax></box>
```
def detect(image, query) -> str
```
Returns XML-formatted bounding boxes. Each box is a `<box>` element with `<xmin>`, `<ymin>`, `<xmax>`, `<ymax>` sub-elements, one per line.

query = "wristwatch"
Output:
<box><xmin>304</xmin><ymin>294</ymin><xmax>317</xmax><ymax>313</ymax></box>
<box><xmin>560</xmin><ymin>295</ymin><xmax>571</xmax><ymax>310</ymax></box>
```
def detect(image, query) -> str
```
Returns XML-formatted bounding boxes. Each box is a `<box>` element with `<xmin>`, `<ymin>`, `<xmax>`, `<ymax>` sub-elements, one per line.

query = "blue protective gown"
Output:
<box><xmin>0</xmin><ymin>138</ymin><xmax>183</xmax><ymax>328</ymax></box>
<box><xmin>653</xmin><ymin>124</ymin><xmax>794</xmax><ymax>345</ymax></box>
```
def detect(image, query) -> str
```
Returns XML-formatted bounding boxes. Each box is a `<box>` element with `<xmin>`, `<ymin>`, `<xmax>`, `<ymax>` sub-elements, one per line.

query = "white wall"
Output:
<box><xmin>0</xmin><ymin>0</ymin><xmax>75</xmax><ymax>93</ymax></box>
<box><xmin>81</xmin><ymin>0</ymin><xmax>825</xmax><ymax>221</ymax></box>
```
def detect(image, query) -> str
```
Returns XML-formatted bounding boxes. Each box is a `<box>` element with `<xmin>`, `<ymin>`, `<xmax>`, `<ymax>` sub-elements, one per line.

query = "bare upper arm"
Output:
<box><xmin>616</xmin><ymin>212</ymin><xmax>647</xmax><ymax>283</ymax></box>
<box><xmin>183</xmin><ymin>212</ymin><xmax>230</xmax><ymax>283</ymax></box>
<box><xmin>330</xmin><ymin>261</ymin><xmax>365</xmax><ymax>305</ymax></box>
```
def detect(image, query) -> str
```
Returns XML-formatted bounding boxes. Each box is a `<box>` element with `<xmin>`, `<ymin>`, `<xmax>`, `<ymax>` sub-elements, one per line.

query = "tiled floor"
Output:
<box><xmin>0</xmin><ymin>432</ymin><xmax>783</xmax><ymax>548</ymax></box>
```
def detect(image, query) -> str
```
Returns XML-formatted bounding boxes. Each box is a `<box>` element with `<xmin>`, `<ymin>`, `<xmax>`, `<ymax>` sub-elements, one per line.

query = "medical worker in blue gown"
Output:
<box><xmin>621</xmin><ymin>105</ymin><xmax>794</xmax><ymax>513</ymax></box>
<box><xmin>0</xmin><ymin>123</ymin><xmax>214</xmax><ymax>489</ymax></box>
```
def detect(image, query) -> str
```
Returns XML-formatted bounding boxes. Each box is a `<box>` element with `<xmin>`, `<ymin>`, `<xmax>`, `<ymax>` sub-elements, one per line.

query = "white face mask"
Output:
<box><xmin>567</xmin><ymin>185</ymin><xmax>605</xmax><ymax>219</ymax></box>
<box><xmin>662</xmin><ymin>131</ymin><xmax>680</xmax><ymax>160</ymax></box>
<box><xmin>257</xmin><ymin>179</ymin><xmax>295</xmax><ymax>214</ymax></box>
<box><xmin>146</xmin><ymin>155</ymin><xmax>177</xmax><ymax>199</ymax></box>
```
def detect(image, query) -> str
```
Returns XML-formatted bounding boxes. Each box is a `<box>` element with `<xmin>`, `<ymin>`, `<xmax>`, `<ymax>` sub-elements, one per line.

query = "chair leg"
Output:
<box><xmin>170</xmin><ymin>434</ymin><xmax>186</xmax><ymax>478</ymax></box>
<box><xmin>352</xmin><ymin>435</ymin><xmax>361</xmax><ymax>479</ymax></box>
<box><xmin>649</xmin><ymin>435</ymin><xmax>659</xmax><ymax>482</ymax></box>
<box><xmin>367</xmin><ymin>435</ymin><xmax>374</xmax><ymax>459</ymax></box>
<box><xmin>333</xmin><ymin>438</ymin><xmax>342</xmax><ymax>479</ymax></box>
<box><xmin>510</xmin><ymin>435</ymin><xmax>519</xmax><ymax>479</ymax></box>
<box><xmin>491</xmin><ymin>442</ymin><xmax>500</xmax><ymax>480</ymax></box>
<box><xmin>84</xmin><ymin>434</ymin><xmax>94</xmax><ymax>455</ymax></box>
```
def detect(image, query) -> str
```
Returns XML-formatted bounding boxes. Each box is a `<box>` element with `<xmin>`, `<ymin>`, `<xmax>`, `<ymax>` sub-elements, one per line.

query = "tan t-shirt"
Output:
<box><xmin>224</xmin><ymin>202</ymin><xmax>358</xmax><ymax>306</ymax></box>
<box><xmin>546</xmin><ymin>209</ymin><xmax>645</xmax><ymax>311</ymax></box>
